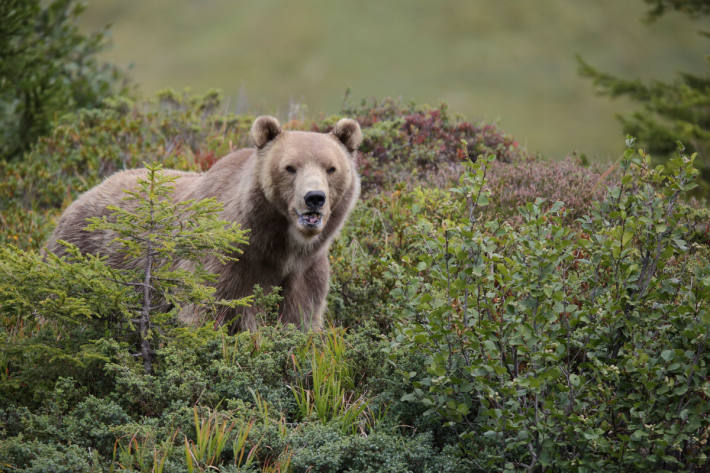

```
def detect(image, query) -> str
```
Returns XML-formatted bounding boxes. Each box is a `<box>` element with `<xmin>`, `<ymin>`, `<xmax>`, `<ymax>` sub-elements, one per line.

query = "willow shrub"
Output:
<box><xmin>396</xmin><ymin>148</ymin><xmax>709</xmax><ymax>472</ymax></box>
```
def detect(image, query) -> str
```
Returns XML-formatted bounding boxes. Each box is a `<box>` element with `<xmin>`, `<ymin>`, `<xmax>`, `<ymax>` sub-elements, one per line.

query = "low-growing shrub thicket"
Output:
<box><xmin>1</xmin><ymin>94</ymin><xmax>707</xmax><ymax>472</ymax></box>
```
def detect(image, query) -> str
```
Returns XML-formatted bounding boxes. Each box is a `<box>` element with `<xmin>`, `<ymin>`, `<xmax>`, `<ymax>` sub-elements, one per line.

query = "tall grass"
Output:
<box><xmin>232</xmin><ymin>420</ymin><xmax>258</xmax><ymax>469</ymax></box>
<box><xmin>184</xmin><ymin>407</ymin><xmax>234</xmax><ymax>472</ymax></box>
<box><xmin>112</xmin><ymin>431</ymin><xmax>177</xmax><ymax>473</ymax></box>
<box><xmin>289</xmin><ymin>327</ymin><xmax>369</xmax><ymax>433</ymax></box>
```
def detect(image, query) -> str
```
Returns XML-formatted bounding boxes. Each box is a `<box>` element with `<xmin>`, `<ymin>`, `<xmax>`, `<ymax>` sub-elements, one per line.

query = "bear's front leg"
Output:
<box><xmin>281</xmin><ymin>257</ymin><xmax>329</xmax><ymax>331</ymax></box>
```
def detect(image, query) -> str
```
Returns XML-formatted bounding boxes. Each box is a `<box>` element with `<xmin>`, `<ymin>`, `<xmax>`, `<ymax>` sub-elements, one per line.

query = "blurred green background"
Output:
<box><xmin>80</xmin><ymin>0</ymin><xmax>707</xmax><ymax>161</ymax></box>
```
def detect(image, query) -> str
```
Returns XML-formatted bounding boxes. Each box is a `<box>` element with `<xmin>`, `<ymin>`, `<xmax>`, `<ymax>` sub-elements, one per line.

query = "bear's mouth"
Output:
<box><xmin>298</xmin><ymin>211</ymin><xmax>323</xmax><ymax>228</ymax></box>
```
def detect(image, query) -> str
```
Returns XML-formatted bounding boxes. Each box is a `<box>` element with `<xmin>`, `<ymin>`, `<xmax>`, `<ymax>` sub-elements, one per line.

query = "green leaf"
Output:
<box><xmin>661</xmin><ymin>349</ymin><xmax>674</xmax><ymax>361</ymax></box>
<box><xmin>401</xmin><ymin>392</ymin><xmax>418</xmax><ymax>402</ymax></box>
<box><xmin>622</xmin><ymin>231</ymin><xmax>633</xmax><ymax>246</ymax></box>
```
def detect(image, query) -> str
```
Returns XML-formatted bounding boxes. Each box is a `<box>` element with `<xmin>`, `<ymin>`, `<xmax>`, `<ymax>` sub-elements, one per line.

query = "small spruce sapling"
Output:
<box><xmin>85</xmin><ymin>163</ymin><xmax>249</xmax><ymax>373</ymax></box>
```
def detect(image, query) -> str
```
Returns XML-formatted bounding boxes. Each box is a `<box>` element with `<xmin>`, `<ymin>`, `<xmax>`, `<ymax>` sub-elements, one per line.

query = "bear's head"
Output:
<box><xmin>251</xmin><ymin>115</ymin><xmax>362</xmax><ymax>243</ymax></box>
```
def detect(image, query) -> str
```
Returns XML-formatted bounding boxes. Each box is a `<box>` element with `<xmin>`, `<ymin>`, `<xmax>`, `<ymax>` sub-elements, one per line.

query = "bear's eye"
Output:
<box><xmin>327</xmin><ymin>166</ymin><xmax>336</xmax><ymax>174</ymax></box>
<box><xmin>285</xmin><ymin>165</ymin><xmax>297</xmax><ymax>174</ymax></box>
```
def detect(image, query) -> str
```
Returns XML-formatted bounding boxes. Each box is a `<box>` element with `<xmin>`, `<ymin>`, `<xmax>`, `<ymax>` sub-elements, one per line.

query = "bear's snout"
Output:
<box><xmin>305</xmin><ymin>190</ymin><xmax>326</xmax><ymax>210</ymax></box>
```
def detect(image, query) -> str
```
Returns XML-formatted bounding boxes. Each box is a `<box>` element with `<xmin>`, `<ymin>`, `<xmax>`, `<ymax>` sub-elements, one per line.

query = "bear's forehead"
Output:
<box><xmin>270</xmin><ymin>131</ymin><xmax>347</xmax><ymax>162</ymax></box>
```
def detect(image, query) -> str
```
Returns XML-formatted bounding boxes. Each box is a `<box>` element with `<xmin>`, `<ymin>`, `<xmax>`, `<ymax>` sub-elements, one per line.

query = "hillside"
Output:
<box><xmin>1</xmin><ymin>1</ymin><xmax>709</xmax><ymax>471</ymax></box>
<box><xmin>78</xmin><ymin>0</ymin><xmax>708</xmax><ymax>161</ymax></box>
<box><xmin>1</xmin><ymin>93</ymin><xmax>708</xmax><ymax>472</ymax></box>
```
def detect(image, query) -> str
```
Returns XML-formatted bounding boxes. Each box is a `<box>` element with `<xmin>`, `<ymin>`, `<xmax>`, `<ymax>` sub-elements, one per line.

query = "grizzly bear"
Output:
<box><xmin>45</xmin><ymin>116</ymin><xmax>362</xmax><ymax>331</ymax></box>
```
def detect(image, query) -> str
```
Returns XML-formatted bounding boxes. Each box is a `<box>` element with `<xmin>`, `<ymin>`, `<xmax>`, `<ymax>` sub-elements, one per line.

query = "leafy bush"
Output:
<box><xmin>396</xmin><ymin>149</ymin><xmax>709</xmax><ymax>471</ymax></box>
<box><xmin>1</xmin><ymin>94</ymin><xmax>707</xmax><ymax>472</ymax></box>
<box><xmin>338</xmin><ymin>97</ymin><xmax>528</xmax><ymax>192</ymax></box>
<box><xmin>328</xmin><ymin>186</ymin><xmax>452</xmax><ymax>330</ymax></box>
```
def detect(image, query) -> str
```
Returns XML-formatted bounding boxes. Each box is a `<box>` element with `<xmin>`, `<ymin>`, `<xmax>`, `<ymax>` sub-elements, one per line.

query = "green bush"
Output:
<box><xmin>0</xmin><ymin>246</ymin><xmax>134</xmax><ymax>404</ymax></box>
<box><xmin>396</xmin><ymin>149</ymin><xmax>709</xmax><ymax>471</ymax></box>
<box><xmin>65</xmin><ymin>396</ymin><xmax>131</xmax><ymax>456</ymax></box>
<box><xmin>0</xmin><ymin>437</ymin><xmax>96</xmax><ymax>473</ymax></box>
<box><xmin>1</xmin><ymin>95</ymin><xmax>706</xmax><ymax>472</ymax></box>
<box><xmin>83</xmin><ymin>163</ymin><xmax>249</xmax><ymax>372</ymax></box>
<box><xmin>287</xmin><ymin>424</ymin><xmax>471</xmax><ymax>473</ymax></box>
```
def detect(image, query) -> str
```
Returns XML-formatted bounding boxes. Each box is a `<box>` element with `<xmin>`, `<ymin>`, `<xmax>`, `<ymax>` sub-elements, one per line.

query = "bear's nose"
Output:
<box><xmin>305</xmin><ymin>191</ymin><xmax>326</xmax><ymax>209</ymax></box>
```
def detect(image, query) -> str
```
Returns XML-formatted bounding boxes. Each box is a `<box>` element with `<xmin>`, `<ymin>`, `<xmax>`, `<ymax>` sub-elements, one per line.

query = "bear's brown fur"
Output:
<box><xmin>45</xmin><ymin>116</ymin><xmax>362</xmax><ymax>331</ymax></box>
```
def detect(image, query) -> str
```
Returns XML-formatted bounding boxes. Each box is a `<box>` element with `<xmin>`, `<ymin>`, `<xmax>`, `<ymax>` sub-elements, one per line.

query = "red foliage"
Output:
<box><xmin>194</xmin><ymin>150</ymin><xmax>218</xmax><ymax>171</ymax></box>
<box><xmin>333</xmin><ymin>98</ymin><xmax>529</xmax><ymax>193</ymax></box>
<box><xmin>486</xmin><ymin>157</ymin><xmax>613</xmax><ymax>219</ymax></box>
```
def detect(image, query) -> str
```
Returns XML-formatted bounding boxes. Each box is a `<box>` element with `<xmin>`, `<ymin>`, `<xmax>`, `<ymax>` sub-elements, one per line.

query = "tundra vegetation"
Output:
<box><xmin>1</xmin><ymin>2</ymin><xmax>709</xmax><ymax>473</ymax></box>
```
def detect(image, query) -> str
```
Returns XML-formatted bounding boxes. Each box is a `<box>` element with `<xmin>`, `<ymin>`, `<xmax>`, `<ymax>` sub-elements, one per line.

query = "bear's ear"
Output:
<box><xmin>331</xmin><ymin>118</ymin><xmax>362</xmax><ymax>153</ymax></box>
<box><xmin>251</xmin><ymin>116</ymin><xmax>282</xmax><ymax>149</ymax></box>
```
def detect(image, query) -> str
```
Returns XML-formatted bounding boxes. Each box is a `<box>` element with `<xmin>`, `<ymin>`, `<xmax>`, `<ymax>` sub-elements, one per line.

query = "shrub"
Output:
<box><xmin>287</xmin><ymin>424</ymin><xmax>471</xmax><ymax>473</ymax></box>
<box><xmin>65</xmin><ymin>396</ymin><xmax>131</xmax><ymax>456</ymax></box>
<box><xmin>0</xmin><ymin>437</ymin><xmax>96</xmax><ymax>473</ymax></box>
<box><xmin>0</xmin><ymin>246</ymin><xmax>134</xmax><ymax>404</ymax></box>
<box><xmin>396</xmin><ymin>149</ymin><xmax>709</xmax><ymax>471</ymax></box>
<box><xmin>338</xmin><ymin>97</ymin><xmax>528</xmax><ymax>192</ymax></box>
<box><xmin>328</xmin><ymin>186</ymin><xmax>452</xmax><ymax>330</ymax></box>
<box><xmin>84</xmin><ymin>163</ymin><xmax>249</xmax><ymax>372</ymax></box>
<box><xmin>486</xmin><ymin>156</ymin><xmax>612</xmax><ymax>222</ymax></box>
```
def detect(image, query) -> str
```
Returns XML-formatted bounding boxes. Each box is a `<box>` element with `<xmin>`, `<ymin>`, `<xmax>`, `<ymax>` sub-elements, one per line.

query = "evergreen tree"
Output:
<box><xmin>84</xmin><ymin>163</ymin><xmax>250</xmax><ymax>373</ymax></box>
<box><xmin>578</xmin><ymin>0</ymin><xmax>710</xmax><ymax>197</ymax></box>
<box><xmin>643</xmin><ymin>0</ymin><xmax>710</xmax><ymax>19</ymax></box>
<box><xmin>0</xmin><ymin>0</ymin><xmax>127</xmax><ymax>161</ymax></box>
<box><xmin>0</xmin><ymin>164</ymin><xmax>249</xmax><ymax>381</ymax></box>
